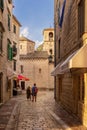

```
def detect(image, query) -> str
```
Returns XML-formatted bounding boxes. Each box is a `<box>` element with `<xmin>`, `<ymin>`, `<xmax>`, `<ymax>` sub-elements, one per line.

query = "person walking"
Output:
<box><xmin>26</xmin><ymin>86</ymin><xmax>31</xmax><ymax>100</ymax></box>
<box><xmin>32</xmin><ymin>83</ymin><xmax>38</xmax><ymax>102</ymax></box>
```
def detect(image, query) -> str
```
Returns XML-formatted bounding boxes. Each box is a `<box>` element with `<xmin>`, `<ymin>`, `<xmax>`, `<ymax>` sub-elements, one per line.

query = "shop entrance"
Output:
<box><xmin>21</xmin><ymin>81</ymin><xmax>25</xmax><ymax>90</ymax></box>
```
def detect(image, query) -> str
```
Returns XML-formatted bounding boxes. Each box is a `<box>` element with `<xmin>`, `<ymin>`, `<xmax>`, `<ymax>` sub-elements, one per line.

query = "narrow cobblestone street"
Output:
<box><xmin>17</xmin><ymin>91</ymin><xmax>63</xmax><ymax>130</ymax></box>
<box><xmin>0</xmin><ymin>91</ymin><xmax>87</xmax><ymax>130</ymax></box>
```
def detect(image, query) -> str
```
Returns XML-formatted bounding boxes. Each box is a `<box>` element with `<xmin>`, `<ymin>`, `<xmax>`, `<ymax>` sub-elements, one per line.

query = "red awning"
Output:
<box><xmin>18</xmin><ymin>75</ymin><xmax>30</xmax><ymax>81</ymax></box>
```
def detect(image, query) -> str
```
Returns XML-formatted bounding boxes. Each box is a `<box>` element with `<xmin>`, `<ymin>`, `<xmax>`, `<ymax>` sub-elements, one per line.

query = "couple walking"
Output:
<box><xmin>26</xmin><ymin>83</ymin><xmax>38</xmax><ymax>102</ymax></box>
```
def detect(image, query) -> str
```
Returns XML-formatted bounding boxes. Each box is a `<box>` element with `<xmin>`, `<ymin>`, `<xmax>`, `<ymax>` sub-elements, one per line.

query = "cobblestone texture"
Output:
<box><xmin>0</xmin><ymin>91</ymin><xmax>87</xmax><ymax>130</ymax></box>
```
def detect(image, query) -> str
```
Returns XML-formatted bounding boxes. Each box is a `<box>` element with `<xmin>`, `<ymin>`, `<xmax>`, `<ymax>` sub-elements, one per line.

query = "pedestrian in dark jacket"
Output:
<box><xmin>32</xmin><ymin>83</ymin><xmax>38</xmax><ymax>102</ymax></box>
<box><xmin>26</xmin><ymin>86</ymin><xmax>31</xmax><ymax>100</ymax></box>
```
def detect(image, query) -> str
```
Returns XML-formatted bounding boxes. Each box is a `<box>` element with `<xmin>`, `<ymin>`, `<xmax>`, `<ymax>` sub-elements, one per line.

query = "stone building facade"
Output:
<box><xmin>12</xmin><ymin>15</ymin><xmax>21</xmax><ymax>94</ymax></box>
<box><xmin>0</xmin><ymin>0</ymin><xmax>13</xmax><ymax>103</ymax></box>
<box><xmin>0</xmin><ymin>0</ymin><xmax>21</xmax><ymax>103</ymax></box>
<box><xmin>52</xmin><ymin>0</ymin><xmax>87</xmax><ymax>127</ymax></box>
<box><xmin>19</xmin><ymin>29</ymin><xmax>54</xmax><ymax>90</ymax></box>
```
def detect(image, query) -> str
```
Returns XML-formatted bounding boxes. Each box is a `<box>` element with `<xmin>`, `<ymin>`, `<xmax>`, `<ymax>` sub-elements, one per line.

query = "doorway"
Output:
<box><xmin>21</xmin><ymin>81</ymin><xmax>25</xmax><ymax>90</ymax></box>
<box><xmin>73</xmin><ymin>74</ymin><xmax>84</xmax><ymax>114</ymax></box>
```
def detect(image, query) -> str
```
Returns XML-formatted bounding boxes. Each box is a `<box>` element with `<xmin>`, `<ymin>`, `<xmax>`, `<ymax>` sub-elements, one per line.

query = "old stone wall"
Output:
<box><xmin>20</xmin><ymin>59</ymin><xmax>54</xmax><ymax>90</ymax></box>
<box><xmin>0</xmin><ymin>0</ymin><xmax>13</xmax><ymax>102</ymax></box>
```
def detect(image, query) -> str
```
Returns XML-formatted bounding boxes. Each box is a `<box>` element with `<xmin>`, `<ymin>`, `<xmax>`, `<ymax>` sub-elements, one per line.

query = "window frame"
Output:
<box><xmin>20</xmin><ymin>65</ymin><xmax>24</xmax><ymax>73</ymax></box>
<box><xmin>13</xmin><ymin>60</ymin><xmax>16</xmax><ymax>71</ymax></box>
<box><xmin>8</xmin><ymin>14</ymin><xmax>11</xmax><ymax>31</ymax></box>
<box><xmin>13</xmin><ymin>24</ymin><xmax>16</xmax><ymax>33</ymax></box>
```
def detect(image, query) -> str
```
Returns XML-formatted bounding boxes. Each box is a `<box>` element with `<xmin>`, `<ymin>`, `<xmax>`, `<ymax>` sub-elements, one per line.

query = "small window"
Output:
<box><xmin>20</xmin><ymin>65</ymin><xmax>23</xmax><ymax>73</ymax></box>
<box><xmin>13</xmin><ymin>25</ymin><xmax>16</xmax><ymax>33</ymax></box>
<box><xmin>13</xmin><ymin>42</ymin><xmax>17</xmax><ymax>57</ymax></box>
<box><xmin>13</xmin><ymin>60</ymin><xmax>16</xmax><ymax>71</ymax></box>
<box><xmin>49</xmin><ymin>49</ymin><xmax>52</xmax><ymax>55</ymax></box>
<box><xmin>49</xmin><ymin>32</ymin><xmax>53</xmax><ymax>41</ymax></box>
<box><xmin>39</xmin><ymin>68</ymin><xmax>41</xmax><ymax>73</ymax></box>
<box><xmin>8</xmin><ymin>14</ymin><xmax>11</xmax><ymax>31</ymax></box>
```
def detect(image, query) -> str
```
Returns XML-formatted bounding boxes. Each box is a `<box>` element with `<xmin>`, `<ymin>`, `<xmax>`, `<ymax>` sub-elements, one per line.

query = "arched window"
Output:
<box><xmin>49</xmin><ymin>32</ymin><xmax>53</xmax><ymax>41</ymax></box>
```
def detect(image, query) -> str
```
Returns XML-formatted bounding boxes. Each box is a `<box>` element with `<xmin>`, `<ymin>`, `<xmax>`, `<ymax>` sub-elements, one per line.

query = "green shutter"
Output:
<box><xmin>8</xmin><ymin>43</ymin><xmax>13</xmax><ymax>60</ymax></box>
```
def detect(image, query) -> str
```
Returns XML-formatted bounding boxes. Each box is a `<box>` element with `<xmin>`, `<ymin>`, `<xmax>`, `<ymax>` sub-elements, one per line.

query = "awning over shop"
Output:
<box><xmin>18</xmin><ymin>75</ymin><xmax>30</xmax><ymax>81</ymax></box>
<box><xmin>61</xmin><ymin>44</ymin><xmax>87</xmax><ymax>71</ymax></box>
<box><xmin>51</xmin><ymin>61</ymin><xmax>64</xmax><ymax>76</ymax></box>
<box><xmin>51</xmin><ymin>44</ymin><xmax>87</xmax><ymax>76</ymax></box>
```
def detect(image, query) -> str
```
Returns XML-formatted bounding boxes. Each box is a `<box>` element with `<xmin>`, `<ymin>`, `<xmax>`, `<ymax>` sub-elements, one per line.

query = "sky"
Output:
<box><xmin>13</xmin><ymin>0</ymin><xmax>54</xmax><ymax>48</ymax></box>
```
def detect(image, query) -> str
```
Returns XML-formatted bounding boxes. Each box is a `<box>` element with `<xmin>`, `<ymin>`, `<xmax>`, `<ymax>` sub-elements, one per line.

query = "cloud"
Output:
<box><xmin>20</xmin><ymin>27</ymin><xmax>30</xmax><ymax>38</ymax></box>
<box><xmin>35</xmin><ymin>40</ymin><xmax>43</xmax><ymax>49</ymax></box>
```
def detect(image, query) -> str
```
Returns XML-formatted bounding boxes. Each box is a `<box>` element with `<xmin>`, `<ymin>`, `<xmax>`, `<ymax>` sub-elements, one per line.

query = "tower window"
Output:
<box><xmin>49</xmin><ymin>49</ymin><xmax>53</xmax><ymax>54</ymax></box>
<box><xmin>49</xmin><ymin>32</ymin><xmax>53</xmax><ymax>41</ymax></box>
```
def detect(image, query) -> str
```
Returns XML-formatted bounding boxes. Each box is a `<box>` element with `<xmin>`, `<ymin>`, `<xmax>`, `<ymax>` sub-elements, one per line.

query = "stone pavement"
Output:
<box><xmin>0</xmin><ymin>91</ymin><xmax>87</xmax><ymax>130</ymax></box>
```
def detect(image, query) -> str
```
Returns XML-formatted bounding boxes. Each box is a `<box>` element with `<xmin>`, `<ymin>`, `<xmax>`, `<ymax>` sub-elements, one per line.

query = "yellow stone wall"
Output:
<box><xmin>20</xmin><ymin>59</ymin><xmax>54</xmax><ymax>90</ymax></box>
<box><xmin>43</xmin><ymin>28</ymin><xmax>54</xmax><ymax>58</ymax></box>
